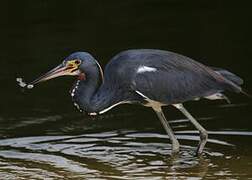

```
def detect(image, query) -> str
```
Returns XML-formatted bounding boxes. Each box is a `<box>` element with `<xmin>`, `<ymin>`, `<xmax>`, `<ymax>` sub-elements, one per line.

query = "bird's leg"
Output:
<box><xmin>153</xmin><ymin>107</ymin><xmax>180</xmax><ymax>154</ymax></box>
<box><xmin>173</xmin><ymin>104</ymin><xmax>208</xmax><ymax>155</ymax></box>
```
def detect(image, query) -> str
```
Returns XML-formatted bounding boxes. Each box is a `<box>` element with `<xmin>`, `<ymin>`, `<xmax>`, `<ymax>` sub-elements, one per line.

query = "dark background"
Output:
<box><xmin>1</xmin><ymin>1</ymin><xmax>251</xmax><ymax>73</ymax></box>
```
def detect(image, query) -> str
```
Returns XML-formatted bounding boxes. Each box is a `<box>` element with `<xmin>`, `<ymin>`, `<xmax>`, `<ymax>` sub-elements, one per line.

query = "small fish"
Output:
<box><xmin>16</xmin><ymin>78</ymin><xmax>34</xmax><ymax>89</ymax></box>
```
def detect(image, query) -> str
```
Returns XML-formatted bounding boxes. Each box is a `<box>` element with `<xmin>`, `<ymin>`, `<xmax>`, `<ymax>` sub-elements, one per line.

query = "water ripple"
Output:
<box><xmin>0</xmin><ymin>129</ymin><xmax>251</xmax><ymax>178</ymax></box>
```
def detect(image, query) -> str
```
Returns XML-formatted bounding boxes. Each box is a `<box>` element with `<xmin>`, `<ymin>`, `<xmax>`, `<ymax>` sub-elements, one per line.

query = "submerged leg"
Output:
<box><xmin>153</xmin><ymin>107</ymin><xmax>180</xmax><ymax>153</ymax></box>
<box><xmin>173</xmin><ymin>104</ymin><xmax>208</xmax><ymax>155</ymax></box>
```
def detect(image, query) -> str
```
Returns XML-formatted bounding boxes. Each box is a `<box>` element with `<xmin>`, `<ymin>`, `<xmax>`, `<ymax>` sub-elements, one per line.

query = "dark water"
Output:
<box><xmin>1</xmin><ymin>1</ymin><xmax>252</xmax><ymax>179</ymax></box>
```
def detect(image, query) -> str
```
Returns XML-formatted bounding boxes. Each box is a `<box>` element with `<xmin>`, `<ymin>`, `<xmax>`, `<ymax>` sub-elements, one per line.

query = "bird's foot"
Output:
<box><xmin>195</xmin><ymin>132</ymin><xmax>208</xmax><ymax>156</ymax></box>
<box><xmin>171</xmin><ymin>141</ymin><xmax>180</xmax><ymax>154</ymax></box>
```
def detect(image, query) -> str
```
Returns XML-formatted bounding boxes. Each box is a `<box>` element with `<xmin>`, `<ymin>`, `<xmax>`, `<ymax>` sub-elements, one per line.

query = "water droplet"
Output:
<box><xmin>27</xmin><ymin>84</ymin><xmax>34</xmax><ymax>89</ymax></box>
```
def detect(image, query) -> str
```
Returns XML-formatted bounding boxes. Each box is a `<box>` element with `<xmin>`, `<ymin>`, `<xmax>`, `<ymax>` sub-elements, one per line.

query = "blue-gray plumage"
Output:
<box><xmin>26</xmin><ymin>49</ymin><xmax>246</xmax><ymax>155</ymax></box>
<box><xmin>69</xmin><ymin>50</ymin><xmax>243</xmax><ymax>112</ymax></box>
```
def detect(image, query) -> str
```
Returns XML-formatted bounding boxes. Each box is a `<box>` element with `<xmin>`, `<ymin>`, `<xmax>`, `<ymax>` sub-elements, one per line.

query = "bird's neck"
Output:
<box><xmin>70</xmin><ymin>63</ymin><xmax>120</xmax><ymax>114</ymax></box>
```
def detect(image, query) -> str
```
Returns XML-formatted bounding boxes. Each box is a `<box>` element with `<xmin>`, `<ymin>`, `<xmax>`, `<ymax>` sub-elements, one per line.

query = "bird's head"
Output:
<box><xmin>30</xmin><ymin>52</ymin><xmax>99</xmax><ymax>85</ymax></box>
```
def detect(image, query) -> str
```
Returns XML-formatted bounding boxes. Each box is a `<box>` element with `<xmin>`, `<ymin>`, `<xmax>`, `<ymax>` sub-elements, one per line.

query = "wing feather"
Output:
<box><xmin>104</xmin><ymin>49</ymin><xmax>243</xmax><ymax>104</ymax></box>
<box><xmin>132</xmin><ymin>67</ymin><xmax>222</xmax><ymax>104</ymax></box>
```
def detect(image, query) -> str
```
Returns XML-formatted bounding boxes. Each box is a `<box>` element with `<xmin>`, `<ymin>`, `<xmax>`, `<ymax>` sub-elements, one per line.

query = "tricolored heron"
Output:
<box><xmin>19</xmin><ymin>49</ymin><xmax>246</xmax><ymax>155</ymax></box>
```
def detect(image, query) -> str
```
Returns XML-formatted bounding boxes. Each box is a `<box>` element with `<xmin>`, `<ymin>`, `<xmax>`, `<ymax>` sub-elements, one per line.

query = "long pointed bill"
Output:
<box><xmin>30</xmin><ymin>64</ymin><xmax>69</xmax><ymax>85</ymax></box>
<box><xmin>16</xmin><ymin>60</ymin><xmax>81</xmax><ymax>89</ymax></box>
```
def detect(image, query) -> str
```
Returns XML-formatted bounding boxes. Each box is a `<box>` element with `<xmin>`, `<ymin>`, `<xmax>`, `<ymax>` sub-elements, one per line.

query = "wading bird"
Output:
<box><xmin>21</xmin><ymin>49</ymin><xmax>246</xmax><ymax>155</ymax></box>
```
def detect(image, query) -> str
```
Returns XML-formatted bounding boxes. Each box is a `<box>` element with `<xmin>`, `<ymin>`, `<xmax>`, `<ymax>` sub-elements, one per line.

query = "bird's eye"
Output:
<box><xmin>74</xmin><ymin>60</ymin><xmax>81</xmax><ymax>65</ymax></box>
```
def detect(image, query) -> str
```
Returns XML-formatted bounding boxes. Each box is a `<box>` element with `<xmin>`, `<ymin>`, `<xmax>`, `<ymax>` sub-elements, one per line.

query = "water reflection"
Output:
<box><xmin>0</xmin><ymin>100</ymin><xmax>251</xmax><ymax>178</ymax></box>
<box><xmin>1</xmin><ymin>98</ymin><xmax>252</xmax><ymax>178</ymax></box>
<box><xmin>0</xmin><ymin>126</ymin><xmax>251</xmax><ymax>179</ymax></box>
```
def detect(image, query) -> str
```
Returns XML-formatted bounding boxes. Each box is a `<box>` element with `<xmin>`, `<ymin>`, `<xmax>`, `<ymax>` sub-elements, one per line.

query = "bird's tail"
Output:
<box><xmin>211</xmin><ymin>67</ymin><xmax>251</xmax><ymax>97</ymax></box>
<box><xmin>212</xmin><ymin>67</ymin><xmax>243</xmax><ymax>86</ymax></box>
